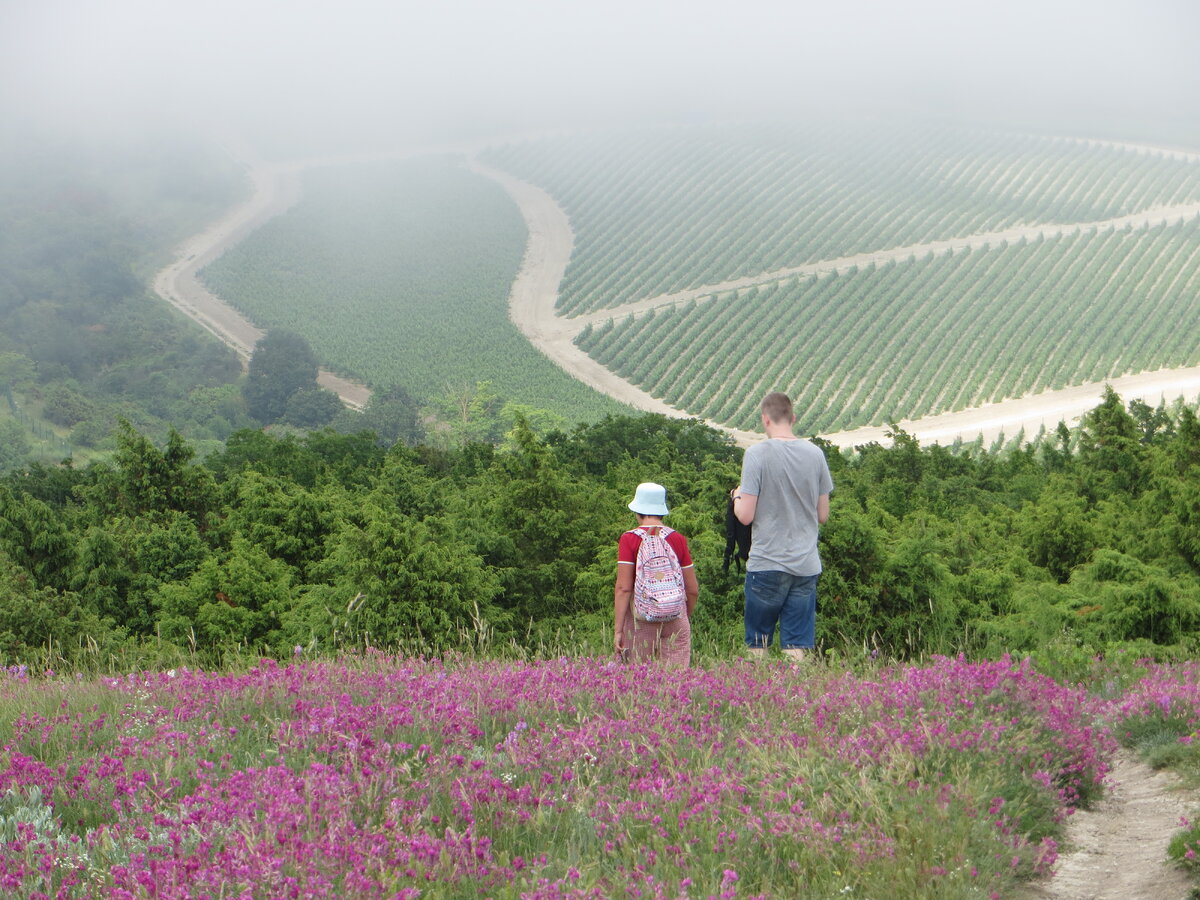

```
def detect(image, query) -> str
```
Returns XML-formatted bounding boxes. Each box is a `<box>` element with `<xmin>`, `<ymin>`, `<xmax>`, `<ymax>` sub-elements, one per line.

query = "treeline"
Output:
<box><xmin>1</xmin><ymin>388</ymin><xmax>1199</xmax><ymax>671</ymax></box>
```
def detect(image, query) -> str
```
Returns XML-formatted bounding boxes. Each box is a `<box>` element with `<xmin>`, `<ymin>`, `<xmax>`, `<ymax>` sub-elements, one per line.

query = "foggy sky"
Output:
<box><xmin>2</xmin><ymin>0</ymin><xmax>1198</xmax><ymax>152</ymax></box>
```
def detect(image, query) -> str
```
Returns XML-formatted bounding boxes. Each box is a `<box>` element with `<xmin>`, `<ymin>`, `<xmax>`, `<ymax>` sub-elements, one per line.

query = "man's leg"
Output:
<box><xmin>744</xmin><ymin>570</ymin><xmax>789</xmax><ymax>655</ymax></box>
<box><xmin>779</xmin><ymin>573</ymin><xmax>819</xmax><ymax>652</ymax></box>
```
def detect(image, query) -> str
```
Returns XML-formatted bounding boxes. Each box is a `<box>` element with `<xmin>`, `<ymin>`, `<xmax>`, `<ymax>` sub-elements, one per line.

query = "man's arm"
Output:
<box><xmin>732</xmin><ymin>487</ymin><xmax>757</xmax><ymax>525</ymax></box>
<box><xmin>817</xmin><ymin>493</ymin><xmax>830</xmax><ymax>525</ymax></box>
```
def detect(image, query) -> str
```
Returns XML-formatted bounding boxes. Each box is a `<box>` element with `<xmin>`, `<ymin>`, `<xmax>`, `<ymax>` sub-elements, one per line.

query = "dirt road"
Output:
<box><xmin>474</xmin><ymin>156</ymin><xmax>1200</xmax><ymax>450</ymax></box>
<box><xmin>152</xmin><ymin>156</ymin><xmax>371</xmax><ymax>409</ymax></box>
<box><xmin>157</xmin><ymin>139</ymin><xmax>1200</xmax><ymax>445</ymax></box>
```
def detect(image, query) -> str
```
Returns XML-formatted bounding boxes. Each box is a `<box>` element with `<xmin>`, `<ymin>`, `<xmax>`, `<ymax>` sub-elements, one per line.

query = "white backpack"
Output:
<box><xmin>631</xmin><ymin>526</ymin><xmax>687</xmax><ymax>622</ymax></box>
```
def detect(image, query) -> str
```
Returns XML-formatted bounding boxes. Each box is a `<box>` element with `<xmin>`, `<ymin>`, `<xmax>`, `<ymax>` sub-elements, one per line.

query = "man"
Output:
<box><xmin>732</xmin><ymin>392</ymin><xmax>833</xmax><ymax>661</ymax></box>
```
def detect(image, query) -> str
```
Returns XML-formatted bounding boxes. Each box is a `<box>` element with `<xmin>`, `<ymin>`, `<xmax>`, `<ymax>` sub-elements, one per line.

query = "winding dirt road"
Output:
<box><xmin>152</xmin><ymin>156</ymin><xmax>371</xmax><ymax>409</ymax></box>
<box><xmin>156</xmin><ymin>139</ymin><xmax>1200</xmax><ymax>448</ymax></box>
<box><xmin>473</xmin><ymin>152</ymin><xmax>1200</xmax><ymax>450</ymax></box>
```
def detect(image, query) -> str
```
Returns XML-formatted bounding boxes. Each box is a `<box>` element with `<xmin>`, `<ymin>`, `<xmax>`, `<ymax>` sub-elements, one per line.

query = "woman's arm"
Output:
<box><xmin>683</xmin><ymin>566</ymin><xmax>699</xmax><ymax>618</ymax></box>
<box><xmin>614</xmin><ymin>564</ymin><xmax>634</xmax><ymax>656</ymax></box>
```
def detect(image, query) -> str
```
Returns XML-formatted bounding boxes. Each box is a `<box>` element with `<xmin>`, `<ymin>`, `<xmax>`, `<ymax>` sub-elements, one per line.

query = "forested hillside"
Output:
<box><xmin>0</xmin><ymin>132</ymin><xmax>253</xmax><ymax>462</ymax></box>
<box><xmin>3</xmin><ymin>390</ymin><xmax>1198</xmax><ymax>673</ymax></box>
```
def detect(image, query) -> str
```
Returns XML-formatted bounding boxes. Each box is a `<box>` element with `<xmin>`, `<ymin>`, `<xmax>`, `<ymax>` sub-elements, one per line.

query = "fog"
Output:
<box><xmin>2</xmin><ymin>0</ymin><xmax>1198</xmax><ymax>153</ymax></box>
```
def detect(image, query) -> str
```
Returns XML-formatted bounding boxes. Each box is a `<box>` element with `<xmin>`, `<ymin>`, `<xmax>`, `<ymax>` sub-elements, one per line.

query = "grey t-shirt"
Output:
<box><xmin>740</xmin><ymin>438</ymin><xmax>833</xmax><ymax>576</ymax></box>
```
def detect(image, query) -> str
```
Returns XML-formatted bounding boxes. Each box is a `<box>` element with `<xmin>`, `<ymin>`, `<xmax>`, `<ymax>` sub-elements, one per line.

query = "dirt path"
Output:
<box><xmin>151</xmin><ymin>135</ymin><xmax>556</xmax><ymax>412</ymax></box>
<box><xmin>1019</xmin><ymin>749</ymin><xmax>1196</xmax><ymax>900</ymax></box>
<box><xmin>473</xmin><ymin>156</ymin><xmax>1200</xmax><ymax>450</ymax></box>
<box><xmin>152</xmin><ymin>161</ymin><xmax>300</xmax><ymax>362</ymax></box>
<box><xmin>467</xmin><ymin>160</ymin><xmax>703</xmax><ymax>421</ymax></box>
<box><xmin>152</xmin><ymin>155</ymin><xmax>371</xmax><ymax>409</ymax></box>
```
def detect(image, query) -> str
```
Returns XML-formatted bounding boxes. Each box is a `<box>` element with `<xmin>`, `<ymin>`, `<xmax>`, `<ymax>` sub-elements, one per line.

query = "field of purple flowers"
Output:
<box><xmin>0</xmin><ymin>653</ymin><xmax>1196</xmax><ymax>899</ymax></box>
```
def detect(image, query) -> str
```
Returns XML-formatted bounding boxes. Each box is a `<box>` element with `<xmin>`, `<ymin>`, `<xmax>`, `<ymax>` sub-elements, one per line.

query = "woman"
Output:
<box><xmin>614</xmin><ymin>482</ymin><xmax>700</xmax><ymax>666</ymax></box>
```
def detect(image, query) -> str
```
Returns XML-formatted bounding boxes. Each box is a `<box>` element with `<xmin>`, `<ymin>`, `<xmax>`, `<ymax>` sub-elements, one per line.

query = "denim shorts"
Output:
<box><xmin>744</xmin><ymin>570</ymin><xmax>818</xmax><ymax>650</ymax></box>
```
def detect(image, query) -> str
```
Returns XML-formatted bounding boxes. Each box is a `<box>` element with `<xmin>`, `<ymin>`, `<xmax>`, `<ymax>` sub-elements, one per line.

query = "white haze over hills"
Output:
<box><xmin>3</xmin><ymin>0</ymin><xmax>1200</xmax><ymax>447</ymax></box>
<box><xmin>2</xmin><ymin>0</ymin><xmax>1198</xmax><ymax>152</ymax></box>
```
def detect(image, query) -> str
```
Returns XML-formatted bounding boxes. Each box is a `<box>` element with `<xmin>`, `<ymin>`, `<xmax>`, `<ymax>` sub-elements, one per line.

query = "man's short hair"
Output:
<box><xmin>761</xmin><ymin>391</ymin><xmax>794</xmax><ymax>424</ymax></box>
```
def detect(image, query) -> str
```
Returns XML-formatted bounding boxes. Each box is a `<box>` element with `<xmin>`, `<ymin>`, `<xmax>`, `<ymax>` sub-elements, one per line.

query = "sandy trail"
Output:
<box><xmin>467</xmin><ymin>161</ymin><xmax>702</xmax><ymax>420</ymax></box>
<box><xmin>474</xmin><ymin>156</ymin><xmax>1200</xmax><ymax>450</ymax></box>
<box><xmin>1020</xmin><ymin>749</ymin><xmax>1196</xmax><ymax>900</ymax></box>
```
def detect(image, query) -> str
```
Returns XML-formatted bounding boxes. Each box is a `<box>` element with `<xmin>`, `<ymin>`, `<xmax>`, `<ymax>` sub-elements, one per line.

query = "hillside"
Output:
<box><xmin>481</xmin><ymin>124</ymin><xmax>1200</xmax><ymax>438</ymax></box>
<box><xmin>0</xmin><ymin>132</ymin><xmax>251</xmax><ymax>466</ymax></box>
<box><xmin>197</xmin><ymin>155</ymin><xmax>630</xmax><ymax>425</ymax></box>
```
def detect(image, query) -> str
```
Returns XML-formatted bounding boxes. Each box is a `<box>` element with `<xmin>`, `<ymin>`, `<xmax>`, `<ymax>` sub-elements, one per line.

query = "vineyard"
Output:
<box><xmin>577</xmin><ymin>217</ymin><xmax>1200</xmax><ymax>433</ymax></box>
<box><xmin>483</xmin><ymin>124</ymin><xmax>1200</xmax><ymax>434</ymax></box>
<box><xmin>199</xmin><ymin>156</ymin><xmax>628</xmax><ymax>422</ymax></box>
<box><xmin>482</xmin><ymin>124</ymin><xmax>1200</xmax><ymax>316</ymax></box>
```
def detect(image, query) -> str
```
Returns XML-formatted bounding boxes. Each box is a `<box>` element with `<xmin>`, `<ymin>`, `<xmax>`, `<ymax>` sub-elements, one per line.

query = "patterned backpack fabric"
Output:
<box><xmin>631</xmin><ymin>526</ymin><xmax>687</xmax><ymax>622</ymax></box>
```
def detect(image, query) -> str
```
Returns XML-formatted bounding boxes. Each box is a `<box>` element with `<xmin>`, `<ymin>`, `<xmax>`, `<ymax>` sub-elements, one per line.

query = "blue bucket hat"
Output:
<box><xmin>628</xmin><ymin>482</ymin><xmax>669</xmax><ymax>516</ymax></box>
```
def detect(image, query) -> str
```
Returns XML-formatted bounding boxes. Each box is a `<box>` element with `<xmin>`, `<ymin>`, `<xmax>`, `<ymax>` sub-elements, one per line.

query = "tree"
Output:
<box><xmin>306</xmin><ymin>500</ymin><xmax>503</xmax><ymax>650</ymax></box>
<box><xmin>0</xmin><ymin>420</ymin><xmax>30</xmax><ymax>472</ymax></box>
<box><xmin>0</xmin><ymin>551</ymin><xmax>104</xmax><ymax>664</ymax></box>
<box><xmin>341</xmin><ymin>383</ymin><xmax>423</xmax><ymax>446</ymax></box>
<box><xmin>875</xmin><ymin>523</ymin><xmax>954</xmax><ymax>656</ymax></box>
<box><xmin>429</xmin><ymin>380</ymin><xmax>505</xmax><ymax>445</ymax></box>
<box><xmin>454</xmin><ymin>417</ymin><xmax>610</xmax><ymax>625</ymax></box>
<box><xmin>222</xmin><ymin>470</ymin><xmax>339</xmax><ymax>582</ymax></box>
<box><xmin>1166</xmin><ymin>406</ymin><xmax>1200</xmax><ymax>473</ymax></box>
<box><xmin>1019</xmin><ymin>480</ymin><xmax>1095</xmax><ymax>583</ymax></box>
<box><xmin>242</xmin><ymin>330</ymin><xmax>320</xmax><ymax>424</ymax></box>
<box><xmin>0</xmin><ymin>486</ymin><xmax>76</xmax><ymax>591</ymax></box>
<box><xmin>549</xmin><ymin>413</ymin><xmax>738</xmax><ymax>478</ymax></box>
<box><xmin>1078</xmin><ymin>386</ymin><xmax>1146</xmax><ymax>494</ymax></box>
<box><xmin>41</xmin><ymin>381</ymin><xmax>93</xmax><ymax>427</ymax></box>
<box><xmin>84</xmin><ymin>421</ymin><xmax>217</xmax><ymax>526</ymax></box>
<box><xmin>1075</xmin><ymin>550</ymin><xmax>1200</xmax><ymax>645</ymax></box>
<box><xmin>155</xmin><ymin>537</ymin><xmax>293</xmax><ymax>650</ymax></box>
<box><xmin>1172</xmin><ymin>480</ymin><xmax>1200</xmax><ymax>571</ymax></box>
<box><xmin>281</xmin><ymin>385</ymin><xmax>344</xmax><ymax>429</ymax></box>
<box><xmin>0</xmin><ymin>351</ymin><xmax>35</xmax><ymax>409</ymax></box>
<box><xmin>1128</xmin><ymin>398</ymin><xmax>1172</xmax><ymax>444</ymax></box>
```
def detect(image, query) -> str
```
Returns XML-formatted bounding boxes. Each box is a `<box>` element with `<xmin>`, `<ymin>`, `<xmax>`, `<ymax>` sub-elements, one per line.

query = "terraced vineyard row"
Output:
<box><xmin>199</xmin><ymin>156</ymin><xmax>628</xmax><ymax>421</ymax></box>
<box><xmin>576</xmin><ymin>216</ymin><xmax>1200</xmax><ymax>434</ymax></box>
<box><xmin>482</xmin><ymin>125</ymin><xmax>1200</xmax><ymax>316</ymax></box>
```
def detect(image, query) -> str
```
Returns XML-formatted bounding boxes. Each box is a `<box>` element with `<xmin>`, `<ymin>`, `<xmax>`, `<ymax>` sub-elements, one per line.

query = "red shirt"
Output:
<box><xmin>618</xmin><ymin>526</ymin><xmax>694</xmax><ymax>568</ymax></box>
